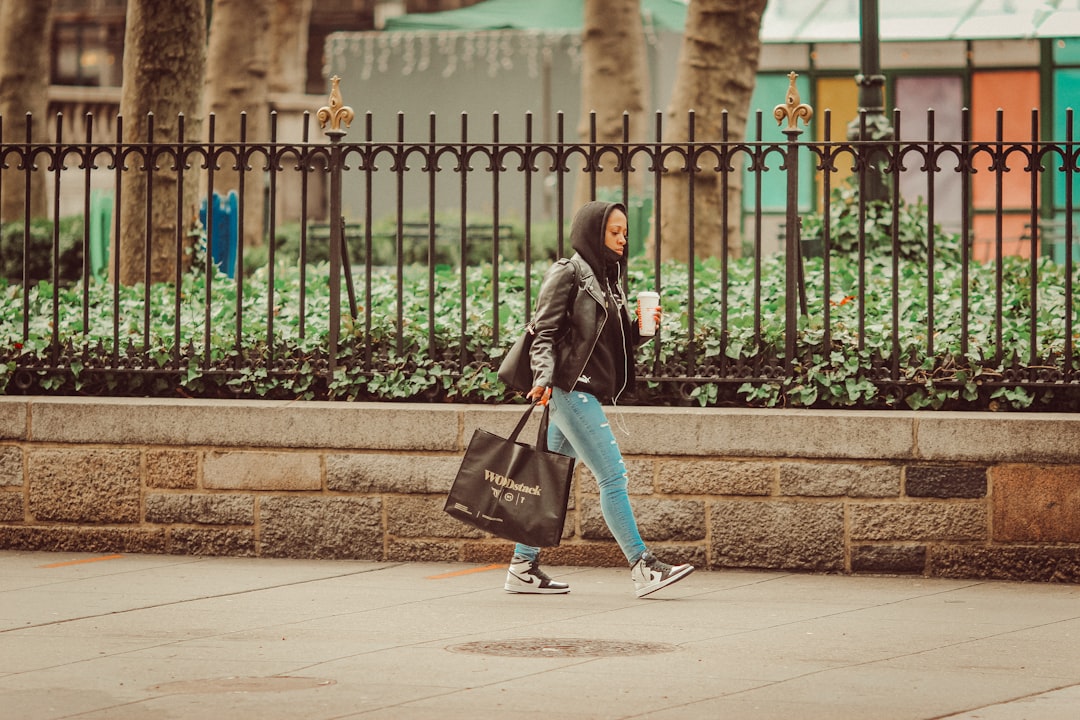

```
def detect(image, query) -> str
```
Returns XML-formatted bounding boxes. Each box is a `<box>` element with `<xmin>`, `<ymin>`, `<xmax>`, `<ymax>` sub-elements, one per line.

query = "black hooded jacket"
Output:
<box><xmin>526</xmin><ymin>201</ymin><xmax>649</xmax><ymax>402</ymax></box>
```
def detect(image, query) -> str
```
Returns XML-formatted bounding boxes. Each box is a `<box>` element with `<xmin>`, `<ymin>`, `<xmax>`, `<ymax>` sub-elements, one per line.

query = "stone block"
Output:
<box><xmin>928</xmin><ymin>545</ymin><xmax>1080</xmax><ymax>583</ymax></box>
<box><xmin>387</xmin><ymin>539</ymin><xmax>466</xmax><ymax>563</ymax></box>
<box><xmin>0</xmin><ymin>399</ymin><xmax>26</xmax><ymax>440</ymax></box>
<box><xmin>203</xmin><ymin>451</ymin><xmax>320</xmax><ymax>491</ymax></box>
<box><xmin>915</xmin><ymin>413</ymin><xmax>1080</xmax><ymax>463</ymax></box>
<box><xmin>461</xmin><ymin>405</ymin><xmax>546</xmax><ymax>452</ymax></box>
<box><xmin>710</xmin><ymin>500</ymin><xmax>845</xmax><ymax>571</ymax></box>
<box><xmin>145</xmin><ymin>494</ymin><xmax>254</xmax><ymax>525</ymax></box>
<box><xmin>146</xmin><ymin>450</ymin><xmax>198</xmax><ymax>489</ymax></box>
<box><xmin>504</xmin><ymin>541</ymin><xmax>705</xmax><ymax>570</ymax></box>
<box><xmin>170</xmin><ymin>527</ymin><xmax>256</xmax><ymax>556</ymax></box>
<box><xmin>780</xmin><ymin>462</ymin><xmax>899</xmax><ymax>498</ymax></box>
<box><xmin>27</xmin><ymin>398</ymin><xmax>461</xmax><ymax>451</ymax></box>
<box><xmin>327</xmin><ymin>454</ymin><xmax>461</xmax><ymax>494</ymax></box>
<box><xmin>0</xmin><ymin>446</ymin><xmax>22</xmax><ymax>486</ymax></box>
<box><xmin>850</xmin><ymin>502</ymin><xmax>986</xmax><ymax>541</ymax></box>
<box><xmin>992</xmin><ymin>464</ymin><xmax>1080</xmax><ymax>543</ymax></box>
<box><xmin>27</xmin><ymin>449</ymin><xmax>141</xmax><ymax>523</ymax></box>
<box><xmin>906</xmin><ymin>465</ymin><xmax>987</xmax><ymax>498</ymax></box>
<box><xmin>657</xmin><ymin>460</ymin><xmax>773</xmax><ymax>496</ymax></box>
<box><xmin>0</xmin><ymin>492</ymin><xmax>23</xmax><ymax>522</ymax></box>
<box><xmin>692</xmin><ymin>409</ymin><xmax>916</xmax><ymax>460</ymax></box>
<box><xmin>461</xmin><ymin>541</ymin><xmax>530</xmax><ymax>566</ymax></box>
<box><xmin>387</xmin><ymin>495</ymin><xmax>486</xmax><ymax>539</ymax></box>
<box><xmin>851</xmin><ymin>544</ymin><xmax>927</xmax><ymax>574</ymax></box>
<box><xmin>580</xmin><ymin>497</ymin><xmax>705</xmax><ymax>542</ymax></box>
<box><xmin>0</xmin><ymin>525</ymin><xmax>167</xmax><ymax>553</ymax></box>
<box><xmin>529</xmin><ymin>542</ymin><xmax>632</xmax><ymax>568</ymax></box>
<box><xmin>259</xmin><ymin>496</ymin><xmax>382</xmax><ymax>560</ymax></box>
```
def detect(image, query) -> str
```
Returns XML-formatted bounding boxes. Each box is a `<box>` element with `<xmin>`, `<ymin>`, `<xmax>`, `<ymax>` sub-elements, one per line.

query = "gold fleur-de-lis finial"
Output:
<box><xmin>317</xmin><ymin>75</ymin><xmax>355</xmax><ymax>133</ymax></box>
<box><xmin>773</xmin><ymin>71</ymin><xmax>813</xmax><ymax>132</ymax></box>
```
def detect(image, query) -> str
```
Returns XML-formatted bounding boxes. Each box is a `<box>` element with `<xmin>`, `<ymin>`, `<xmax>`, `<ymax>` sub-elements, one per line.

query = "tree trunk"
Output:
<box><xmin>269</xmin><ymin>0</ymin><xmax>313</xmax><ymax>96</ymax></box>
<box><xmin>574</xmin><ymin>0</ymin><xmax>649</xmax><ymax>210</ymax></box>
<box><xmin>204</xmin><ymin>0</ymin><xmax>272</xmax><ymax>253</ymax></box>
<box><xmin>658</xmin><ymin>0</ymin><xmax>766</xmax><ymax>262</ymax></box>
<box><xmin>117</xmin><ymin>0</ymin><xmax>206</xmax><ymax>286</ymax></box>
<box><xmin>0</xmin><ymin>0</ymin><xmax>53</xmax><ymax>222</ymax></box>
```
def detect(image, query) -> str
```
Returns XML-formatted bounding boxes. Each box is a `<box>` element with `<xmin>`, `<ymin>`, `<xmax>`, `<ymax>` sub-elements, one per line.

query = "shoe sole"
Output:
<box><xmin>504</xmin><ymin>584</ymin><xmax>570</xmax><ymax>594</ymax></box>
<box><xmin>635</xmin><ymin>565</ymin><xmax>694</xmax><ymax>598</ymax></box>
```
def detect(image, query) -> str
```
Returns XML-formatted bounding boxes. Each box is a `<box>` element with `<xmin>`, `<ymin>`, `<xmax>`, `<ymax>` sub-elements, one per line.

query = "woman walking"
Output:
<box><xmin>504</xmin><ymin>200</ymin><xmax>694</xmax><ymax>598</ymax></box>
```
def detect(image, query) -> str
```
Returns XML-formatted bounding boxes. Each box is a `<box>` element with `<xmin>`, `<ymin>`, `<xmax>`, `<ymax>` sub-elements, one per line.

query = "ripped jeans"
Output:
<box><xmin>513</xmin><ymin>387</ymin><xmax>646</xmax><ymax>566</ymax></box>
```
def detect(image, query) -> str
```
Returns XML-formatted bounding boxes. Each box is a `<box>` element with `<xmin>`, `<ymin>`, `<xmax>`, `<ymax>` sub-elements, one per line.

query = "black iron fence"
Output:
<box><xmin>1</xmin><ymin>76</ymin><xmax>1079</xmax><ymax>409</ymax></box>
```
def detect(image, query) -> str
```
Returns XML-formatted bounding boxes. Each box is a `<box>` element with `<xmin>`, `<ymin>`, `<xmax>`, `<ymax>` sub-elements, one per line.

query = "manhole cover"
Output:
<box><xmin>447</xmin><ymin>638</ymin><xmax>678</xmax><ymax>658</ymax></box>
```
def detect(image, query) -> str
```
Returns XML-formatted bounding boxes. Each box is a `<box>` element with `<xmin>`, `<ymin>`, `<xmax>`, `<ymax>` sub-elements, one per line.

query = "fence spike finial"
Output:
<box><xmin>318</xmin><ymin>75</ymin><xmax>355</xmax><ymax>134</ymax></box>
<box><xmin>774</xmin><ymin>71</ymin><xmax>813</xmax><ymax>132</ymax></box>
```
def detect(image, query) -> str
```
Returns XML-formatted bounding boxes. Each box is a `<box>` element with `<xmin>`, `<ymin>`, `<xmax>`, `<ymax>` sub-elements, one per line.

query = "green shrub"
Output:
<box><xmin>246</xmin><ymin>215</ymin><xmax>561</xmax><ymax>276</ymax></box>
<box><xmin>0</xmin><ymin>217</ymin><xmax>85</xmax><ymax>284</ymax></box>
<box><xmin>2</xmin><ymin>247</ymin><xmax>1078</xmax><ymax>411</ymax></box>
<box><xmin>4</xmin><ymin>202</ymin><xmax>1077</xmax><ymax>412</ymax></box>
<box><xmin>800</xmin><ymin>177</ymin><xmax>962</xmax><ymax>264</ymax></box>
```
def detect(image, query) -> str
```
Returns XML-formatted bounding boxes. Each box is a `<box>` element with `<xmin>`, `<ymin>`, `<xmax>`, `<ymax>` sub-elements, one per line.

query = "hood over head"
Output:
<box><xmin>569</xmin><ymin>200</ymin><xmax>628</xmax><ymax>279</ymax></box>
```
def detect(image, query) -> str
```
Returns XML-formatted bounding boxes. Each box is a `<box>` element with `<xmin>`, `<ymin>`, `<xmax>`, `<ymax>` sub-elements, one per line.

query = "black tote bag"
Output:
<box><xmin>444</xmin><ymin>402</ymin><xmax>574</xmax><ymax>547</ymax></box>
<box><xmin>497</xmin><ymin>324</ymin><xmax>535</xmax><ymax>392</ymax></box>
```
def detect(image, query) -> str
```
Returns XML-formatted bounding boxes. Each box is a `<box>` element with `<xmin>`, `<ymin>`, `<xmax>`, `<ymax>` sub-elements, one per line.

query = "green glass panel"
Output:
<box><xmin>1053</xmin><ymin>69</ymin><xmax>1080</xmax><ymax>210</ymax></box>
<box><xmin>1052</xmin><ymin>38</ymin><xmax>1080</xmax><ymax>65</ymax></box>
<box><xmin>744</xmin><ymin>73</ymin><xmax>813</xmax><ymax>212</ymax></box>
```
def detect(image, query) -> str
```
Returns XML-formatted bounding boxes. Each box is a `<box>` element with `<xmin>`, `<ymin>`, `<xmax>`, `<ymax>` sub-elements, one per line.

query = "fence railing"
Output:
<box><xmin>1</xmin><ymin>74</ymin><xmax>1079</xmax><ymax>409</ymax></box>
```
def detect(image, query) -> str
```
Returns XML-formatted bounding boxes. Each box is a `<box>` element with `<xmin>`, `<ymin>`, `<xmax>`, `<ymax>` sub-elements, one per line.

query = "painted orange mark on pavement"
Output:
<box><xmin>426</xmin><ymin>563</ymin><xmax>502</xmax><ymax>580</ymax></box>
<box><xmin>38</xmin><ymin>554</ymin><xmax>124</xmax><ymax>569</ymax></box>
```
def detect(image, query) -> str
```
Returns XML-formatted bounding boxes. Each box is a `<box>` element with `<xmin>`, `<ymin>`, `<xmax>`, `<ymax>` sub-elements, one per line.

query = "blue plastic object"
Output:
<box><xmin>198</xmin><ymin>190</ymin><xmax>239</xmax><ymax>278</ymax></box>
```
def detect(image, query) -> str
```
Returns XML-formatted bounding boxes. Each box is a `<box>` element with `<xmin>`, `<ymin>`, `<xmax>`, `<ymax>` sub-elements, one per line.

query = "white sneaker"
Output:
<box><xmin>631</xmin><ymin>551</ymin><xmax>694</xmax><ymax>598</ymax></box>
<box><xmin>504</xmin><ymin>557</ymin><xmax>570</xmax><ymax>594</ymax></box>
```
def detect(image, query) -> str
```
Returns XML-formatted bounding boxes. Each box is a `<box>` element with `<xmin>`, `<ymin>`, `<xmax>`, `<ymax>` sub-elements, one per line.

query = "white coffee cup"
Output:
<box><xmin>637</xmin><ymin>291</ymin><xmax>660</xmax><ymax>337</ymax></box>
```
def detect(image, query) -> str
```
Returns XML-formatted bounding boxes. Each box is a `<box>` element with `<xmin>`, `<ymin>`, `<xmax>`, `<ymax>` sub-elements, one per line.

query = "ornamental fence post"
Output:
<box><xmin>773</xmin><ymin>71</ymin><xmax>813</xmax><ymax>372</ymax></box>
<box><xmin>317</xmin><ymin>76</ymin><xmax>355</xmax><ymax>380</ymax></box>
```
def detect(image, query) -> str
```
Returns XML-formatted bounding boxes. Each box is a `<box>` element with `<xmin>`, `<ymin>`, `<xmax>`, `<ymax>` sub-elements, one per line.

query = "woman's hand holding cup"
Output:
<box><xmin>637</xmin><ymin>291</ymin><xmax>661</xmax><ymax>337</ymax></box>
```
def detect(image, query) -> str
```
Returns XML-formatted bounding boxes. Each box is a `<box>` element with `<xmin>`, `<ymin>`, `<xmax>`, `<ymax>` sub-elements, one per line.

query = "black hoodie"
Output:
<box><xmin>570</xmin><ymin>202</ymin><xmax>631</xmax><ymax>401</ymax></box>
<box><xmin>527</xmin><ymin>201</ymin><xmax>645</xmax><ymax>403</ymax></box>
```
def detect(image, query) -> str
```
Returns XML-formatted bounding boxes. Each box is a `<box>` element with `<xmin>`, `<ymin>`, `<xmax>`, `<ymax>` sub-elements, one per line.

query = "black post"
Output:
<box><xmin>847</xmin><ymin>0</ymin><xmax>893</xmax><ymax>203</ymax></box>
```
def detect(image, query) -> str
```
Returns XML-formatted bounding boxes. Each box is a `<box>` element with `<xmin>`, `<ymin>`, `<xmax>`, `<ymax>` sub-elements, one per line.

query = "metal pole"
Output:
<box><xmin>317</xmin><ymin>76</ymin><xmax>355</xmax><ymax>380</ymax></box>
<box><xmin>858</xmin><ymin>0</ymin><xmax>884</xmax><ymax>113</ymax></box>
<box><xmin>847</xmin><ymin>0</ymin><xmax>893</xmax><ymax>203</ymax></box>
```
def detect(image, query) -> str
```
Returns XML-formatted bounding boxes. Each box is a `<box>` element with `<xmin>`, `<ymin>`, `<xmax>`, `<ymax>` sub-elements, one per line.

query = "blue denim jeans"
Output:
<box><xmin>513</xmin><ymin>388</ymin><xmax>646</xmax><ymax>566</ymax></box>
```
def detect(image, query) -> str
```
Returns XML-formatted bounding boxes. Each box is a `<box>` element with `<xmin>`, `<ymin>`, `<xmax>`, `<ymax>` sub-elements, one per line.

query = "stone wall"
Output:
<box><xmin>1</xmin><ymin>397</ymin><xmax>1079</xmax><ymax>582</ymax></box>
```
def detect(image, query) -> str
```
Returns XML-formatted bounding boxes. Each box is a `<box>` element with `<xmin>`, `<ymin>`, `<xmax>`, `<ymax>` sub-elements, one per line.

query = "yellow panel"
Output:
<box><xmin>816</xmin><ymin>77</ymin><xmax>860</xmax><ymax>142</ymax></box>
<box><xmin>815</xmin><ymin>77</ymin><xmax>860</xmax><ymax>203</ymax></box>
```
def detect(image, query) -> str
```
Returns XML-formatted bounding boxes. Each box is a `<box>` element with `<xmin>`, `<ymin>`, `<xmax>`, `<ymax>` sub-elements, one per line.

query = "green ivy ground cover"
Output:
<box><xmin>2</xmin><ymin>248</ymin><xmax>1079</xmax><ymax>411</ymax></box>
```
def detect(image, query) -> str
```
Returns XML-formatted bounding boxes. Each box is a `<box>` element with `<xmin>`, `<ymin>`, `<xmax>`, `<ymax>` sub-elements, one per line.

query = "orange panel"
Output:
<box><xmin>971</xmin><ymin>70</ymin><xmax>1040</xmax><ymax>213</ymax></box>
<box><xmin>971</xmin><ymin>213</ymin><xmax>1037</xmax><ymax>263</ymax></box>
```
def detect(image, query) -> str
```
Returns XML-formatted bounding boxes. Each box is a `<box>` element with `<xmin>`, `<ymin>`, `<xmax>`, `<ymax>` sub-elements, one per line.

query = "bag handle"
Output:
<box><xmin>507</xmin><ymin>400</ymin><xmax>552</xmax><ymax>452</ymax></box>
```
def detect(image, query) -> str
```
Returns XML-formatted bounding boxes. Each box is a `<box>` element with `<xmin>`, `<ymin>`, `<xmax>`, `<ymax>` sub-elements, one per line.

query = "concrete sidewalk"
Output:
<box><xmin>1</xmin><ymin>551</ymin><xmax>1078</xmax><ymax>719</ymax></box>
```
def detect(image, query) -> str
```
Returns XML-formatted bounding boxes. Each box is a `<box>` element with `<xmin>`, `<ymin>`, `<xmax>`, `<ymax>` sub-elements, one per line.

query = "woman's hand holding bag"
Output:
<box><xmin>444</xmin><ymin>401</ymin><xmax>574</xmax><ymax>547</ymax></box>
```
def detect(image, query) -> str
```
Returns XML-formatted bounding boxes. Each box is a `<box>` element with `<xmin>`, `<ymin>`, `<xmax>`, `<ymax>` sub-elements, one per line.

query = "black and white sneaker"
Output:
<box><xmin>504</xmin><ymin>556</ymin><xmax>570</xmax><ymax>594</ymax></box>
<box><xmin>631</xmin><ymin>551</ymin><xmax>694</xmax><ymax>598</ymax></box>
